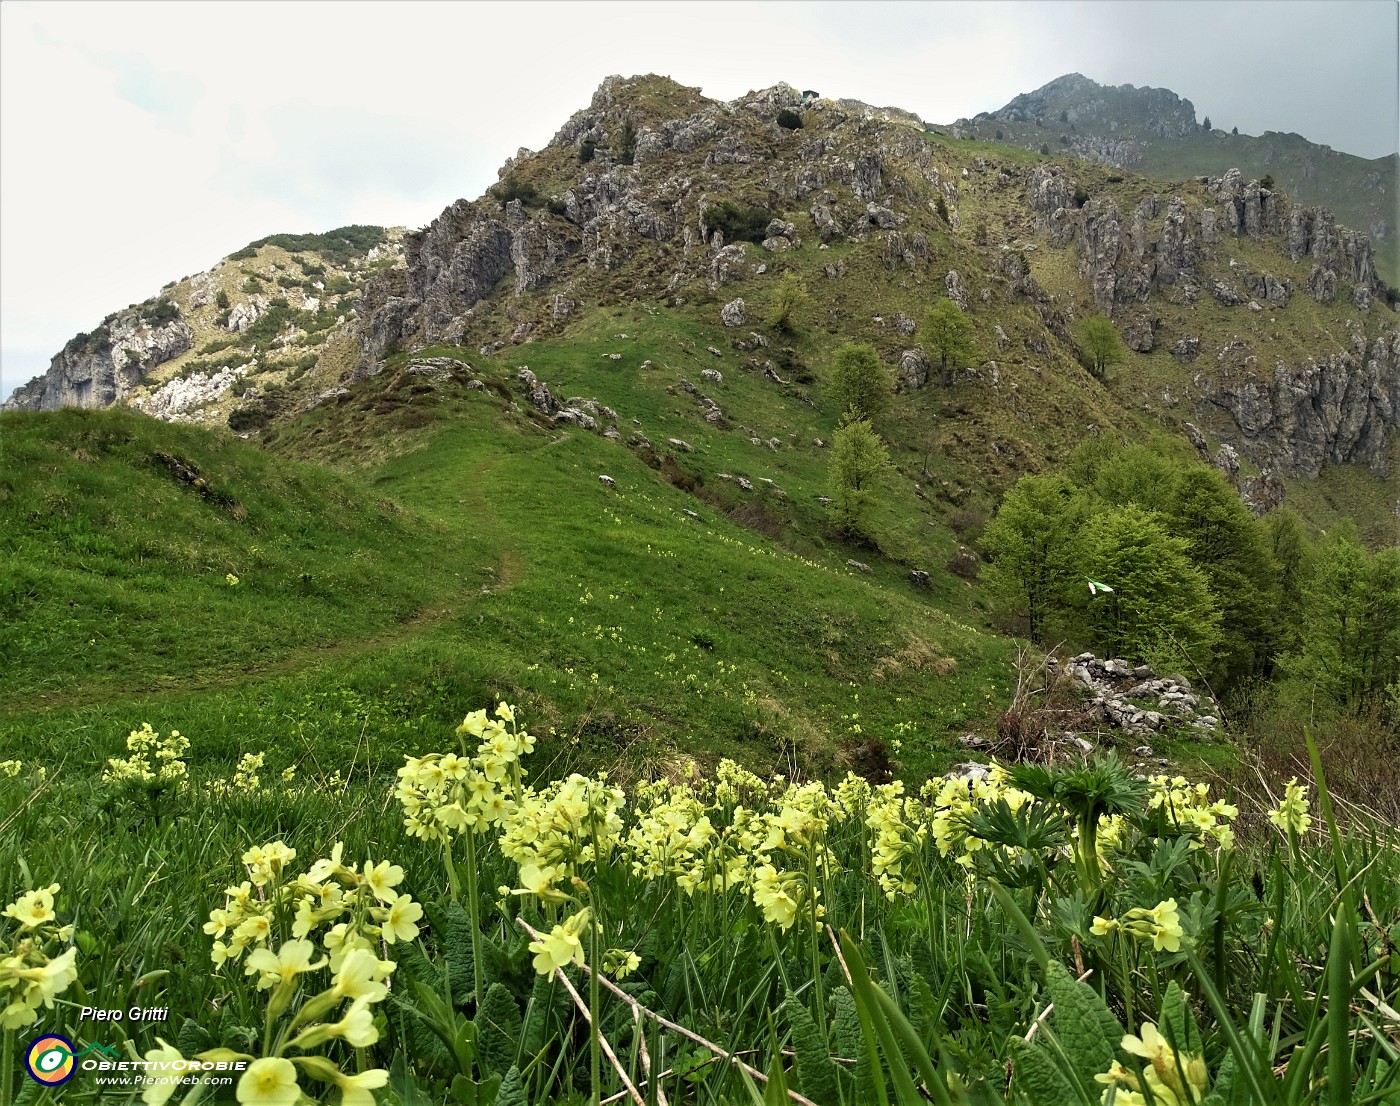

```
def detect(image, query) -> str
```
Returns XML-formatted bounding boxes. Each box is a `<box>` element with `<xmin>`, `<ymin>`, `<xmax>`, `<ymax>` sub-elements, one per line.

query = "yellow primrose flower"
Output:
<box><xmin>1090</xmin><ymin>915</ymin><xmax>1119</xmax><ymax>937</ymax></box>
<box><xmin>379</xmin><ymin>895</ymin><xmax>423</xmax><ymax>944</ymax></box>
<box><xmin>363</xmin><ymin>860</ymin><xmax>404</xmax><ymax>903</ymax></box>
<box><xmin>1267</xmin><ymin>778</ymin><xmax>1313</xmax><ymax>836</ymax></box>
<box><xmin>603</xmin><ymin>949</ymin><xmax>641</xmax><ymax>979</ymax></box>
<box><xmin>226</xmin><ymin>574</ymin><xmax>240</xmax><ymax>587</ymax></box>
<box><xmin>324</xmin><ymin>922</ymin><xmax>373</xmax><ymax>973</ymax></box>
<box><xmin>244</xmin><ymin>938</ymin><xmax>325</xmax><ymax>990</ymax></box>
<box><xmin>140</xmin><ymin>1039</ymin><xmax>185</xmax><ymax>1106</ymax></box>
<box><xmin>233</xmin><ymin>915</ymin><xmax>271</xmax><ymax>945</ymax></box>
<box><xmin>528</xmin><ymin>910</ymin><xmax>590</xmax><ymax>975</ymax></box>
<box><xmin>331</xmin><ymin>947</ymin><xmax>394</xmax><ymax>1004</ymax></box>
<box><xmin>336</xmin><ymin>1068</ymin><xmax>390</xmax><ymax>1106</ymax></box>
<box><xmin>236</xmin><ymin>1057</ymin><xmax>299</xmax><ymax>1106</ymax></box>
<box><xmin>4</xmin><ymin>885</ymin><xmax>59</xmax><ymax>929</ymax></box>
<box><xmin>1147</xmin><ymin>899</ymin><xmax>1183</xmax><ymax>952</ymax></box>
<box><xmin>325</xmin><ymin>999</ymin><xmax>379</xmax><ymax>1047</ymax></box>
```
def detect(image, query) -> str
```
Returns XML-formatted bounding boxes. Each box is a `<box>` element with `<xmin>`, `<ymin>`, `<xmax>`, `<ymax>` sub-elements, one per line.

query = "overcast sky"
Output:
<box><xmin>3</xmin><ymin>0</ymin><xmax>1396</xmax><ymax>402</ymax></box>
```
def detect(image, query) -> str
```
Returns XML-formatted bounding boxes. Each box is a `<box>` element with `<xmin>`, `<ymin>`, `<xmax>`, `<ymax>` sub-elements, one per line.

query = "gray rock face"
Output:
<box><xmin>1201</xmin><ymin>326</ymin><xmax>1400</xmax><ymax>476</ymax></box>
<box><xmin>4</xmin><ymin>311</ymin><xmax>193</xmax><ymax>412</ymax></box>
<box><xmin>1172</xmin><ymin>336</ymin><xmax>1201</xmax><ymax>363</ymax></box>
<box><xmin>1027</xmin><ymin>165</ymin><xmax>1077</xmax><ymax>246</ymax></box>
<box><xmin>711</xmin><ymin>244</ymin><xmax>749</xmax><ymax>284</ymax></box>
<box><xmin>720</xmin><ymin>298</ymin><xmax>747</xmax><ymax>327</ymax></box>
<box><xmin>133</xmin><ymin>364</ymin><xmax>246</xmax><ymax>421</ymax></box>
<box><xmin>1122</xmin><ymin>314</ymin><xmax>1156</xmax><ymax>352</ymax></box>
<box><xmin>1155</xmin><ymin>198</ymin><xmax>1198</xmax><ymax>287</ymax></box>
<box><xmin>865</xmin><ymin>203</ymin><xmax>898</xmax><ymax>230</ymax></box>
<box><xmin>944</xmin><ymin>270</ymin><xmax>968</xmax><ymax>309</ymax></box>
<box><xmin>899</xmin><ymin>348</ymin><xmax>930</xmax><ymax>389</ymax></box>
<box><xmin>1211</xmin><ymin>280</ymin><xmax>1244</xmax><ymax>306</ymax></box>
<box><xmin>1241</xmin><ymin>471</ymin><xmax>1286</xmax><ymax>516</ymax></box>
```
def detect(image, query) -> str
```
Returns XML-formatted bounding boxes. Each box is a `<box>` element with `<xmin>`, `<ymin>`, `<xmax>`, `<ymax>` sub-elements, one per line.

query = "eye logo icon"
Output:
<box><xmin>25</xmin><ymin>1034</ymin><xmax>77</xmax><ymax>1086</ymax></box>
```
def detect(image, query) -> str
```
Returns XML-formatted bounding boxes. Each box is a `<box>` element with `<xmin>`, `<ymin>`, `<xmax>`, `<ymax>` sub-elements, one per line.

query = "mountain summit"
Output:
<box><xmin>950</xmin><ymin>73</ymin><xmax>1398</xmax><ymax>279</ymax></box>
<box><xmin>8</xmin><ymin>74</ymin><xmax>1397</xmax><ymax>503</ymax></box>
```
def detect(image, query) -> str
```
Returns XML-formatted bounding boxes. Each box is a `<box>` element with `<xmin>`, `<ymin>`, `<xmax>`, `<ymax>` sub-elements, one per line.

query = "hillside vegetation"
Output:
<box><xmin>0</xmin><ymin>74</ymin><xmax>1396</xmax><ymax>1106</ymax></box>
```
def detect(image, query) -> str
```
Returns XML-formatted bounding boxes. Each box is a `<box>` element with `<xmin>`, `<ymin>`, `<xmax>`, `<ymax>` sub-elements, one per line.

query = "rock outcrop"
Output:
<box><xmin>4</xmin><ymin>310</ymin><xmax>193</xmax><ymax>412</ymax></box>
<box><xmin>1200</xmin><ymin>326</ymin><xmax>1400</xmax><ymax>476</ymax></box>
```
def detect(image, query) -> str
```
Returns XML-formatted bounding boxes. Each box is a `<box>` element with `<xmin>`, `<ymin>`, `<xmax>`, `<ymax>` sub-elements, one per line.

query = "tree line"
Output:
<box><xmin>981</xmin><ymin>438</ymin><xmax>1399</xmax><ymax>722</ymax></box>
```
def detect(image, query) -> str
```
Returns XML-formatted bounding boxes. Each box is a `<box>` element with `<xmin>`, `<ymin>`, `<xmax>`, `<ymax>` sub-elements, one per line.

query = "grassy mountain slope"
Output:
<box><xmin>0</xmin><ymin>384</ymin><xmax>1020</xmax><ymax>785</ymax></box>
<box><xmin>0</xmin><ymin>407</ymin><xmax>483</xmax><ymax>703</ymax></box>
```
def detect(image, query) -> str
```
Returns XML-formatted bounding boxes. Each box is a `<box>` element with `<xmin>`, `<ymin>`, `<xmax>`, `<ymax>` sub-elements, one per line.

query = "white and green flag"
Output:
<box><xmin>1086</xmin><ymin>578</ymin><xmax>1115</xmax><ymax>596</ymax></box>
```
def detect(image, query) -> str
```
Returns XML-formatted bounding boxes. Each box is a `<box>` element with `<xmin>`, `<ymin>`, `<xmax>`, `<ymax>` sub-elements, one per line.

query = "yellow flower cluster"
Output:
<box><xmin>206</xmin><ymin>841</ymin><xmax>421</xmax><ymax>973</ymax></box>
<box><xmin>500</xmin><ymin>772</ymin><xmax>626</xmax><ymax>903</ymax></box>
<box><xmin>1</xmin><ymin>883</ymin><xmax>78</xmax><ymax>1030</ymax></box>
<box><xmin>1095</xmin><ymin>1021</ymin><xmax>1209</xmax><ymax>1105</ymax></box>
<box><xmin>102</xmin><ymin>723</ymin><xmax>189</xmax><ymax>787</ymax></box>
<box><xmin>1091</xmin><ymin>899</ymin><xmax>1185</xmax><ymax>953</ymax></box>
<box><xmin>1146</xmin><ymin>775</ymin><xmax>1239</xmax><ymax>849</ymax></box>
<box><xmin>1267</xmin><ymin>777</ymin><xmax>1313</xmax><ymax>837</ymax></box>
<box><xmin>866</xmin><ymin>783</ymin><xmax>929</xmax><ymax>899</ymax></box>
<box><xmin>0</xmin><ymin>760</ymin><xmax>23</xmax><ymax>777</ymax></box>
<box><xmin>396</xmin><ymin>704</ymin><xmax>534</xmax><ymax>842</ymax></box>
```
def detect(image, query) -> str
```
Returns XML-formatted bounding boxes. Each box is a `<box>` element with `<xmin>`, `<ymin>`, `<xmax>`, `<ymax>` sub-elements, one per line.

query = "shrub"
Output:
<box><xmin>1260</xmin><ymin>173</ymin><xmax>1276</xmax><ymax>190</ymax></box>
<box><xmin>233</xmin><ymin>226</ymin><xmax>386</xmax><ymax>267</ymax></box>
<box><xmin>1073</xmin><ymin>186</ymin><xmax>1090</xmax><ymax>208</ymax></box>
<box><xmin>227</xmin><ymin>405</ymin><xmax>268</xmax><ymax>432</ymax></box>
<box><xmin>1039</xmin><ymin>143</ymin><xmax>1050</xmax><ymax>156</ymax></box>
<box><xmin>243</xmin><ymin>276</ymin><xmax>263</xmax><ymax>293</ymax></box>
<box><xmin>934</xmin><ymin>195</ymin><xmax>950</xmax><ymax>222</ymax></box>
<box><xmin>763</xmin><ymin>271</ymin><xmax>811</xmax><ymax>333</ymax></box>
<box><xmin>140</xmin><ymin>299</ymin><xmax>179</xmax><ymax>326</ymax></box>
<box><xmin>776</xmin><ymin>109</ymin><xmax>804</xmax><ymax>130</ymax></box>
<box><xmin>994</xmin><ymin>129</ymin><xmax>1004</xmax><ymax>140</ymax></box>
<box><xmin>494</xmin><ymin>175</ymin><xmax>543</xmax><ymax>208</ymax></box>
<box><xmin>579</xmin><ymin>138</ymin><xmax>596</xmax><ymax>163</ymax></box>
<box><xmin>215</xmin><ymin>290</ymin><xmax>230</xmax><ymax>310</ymax></box>
<box><xmin>705</xmin><ymin>200</ymin><xmax>771</xmax><ymax>245</ymax></box>
<box><xmin>617</xmin><ymin>119</ymin><xmax>637</xmax><ymax>165</ymax></box>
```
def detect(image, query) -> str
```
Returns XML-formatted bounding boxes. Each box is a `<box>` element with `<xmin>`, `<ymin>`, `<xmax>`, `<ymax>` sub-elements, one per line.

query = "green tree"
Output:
<box><xmin>829</xmin><ymin>416</ymin><xmax>888</xmax><ymax>535</ymax></box>
<box><xmin>922</xmin><ymin>299</ymin><xmax>974</xmax><ymax>385</ymax></box>
<box><xmin>826</xmin><ymin>343</ymin><xmax>892</xmax><ymax>421</ymax></box>
<box><xmin>1265</xmin><ymin>507</ymin><xmax>1312</xmax><ymax>655</ymax></box>
<box><xmin>1164</xmin><ymin>467</ymin><xmax>1282</xmax><ymax>687</ymax></box>
<box><xmin>983</xmin><ymin>474</ymin><xmax>1089</xmax><ymax>642</ymax></box>
<box><xmin>1078</xmin><ymin>315</ymin><xmax>1124</xmax><ymax>380</ymax></box>
<box><xmin>1076</xmin><ymin>504</ymin><xmax>1220</xmax><ymax>672</ymax></box>
<box><xmin>764</xmin><ymin>271</ymin><xmax>810</xmax><ymax>333</ymax></box>
<box><xmin>1287</xmin><ymin>526</ymin><xmax>1400</xmax><ymax>715</ymax></box>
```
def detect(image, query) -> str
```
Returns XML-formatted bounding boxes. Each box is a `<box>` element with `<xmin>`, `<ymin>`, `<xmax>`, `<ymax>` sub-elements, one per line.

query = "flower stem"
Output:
<box><xmin>1</xmin><ymin>1029</ymin><xmax>14</xmax><ymax>1106</ymax></box>
<box><xmin>463</xmin><ymin>829</ymin><xmax>484</xmax><ymax>1008</ymax></box>
<box><xmin>589</xmin><ymin>913</ymin><xmax>602</xmax><ymax>1106</ymax></box>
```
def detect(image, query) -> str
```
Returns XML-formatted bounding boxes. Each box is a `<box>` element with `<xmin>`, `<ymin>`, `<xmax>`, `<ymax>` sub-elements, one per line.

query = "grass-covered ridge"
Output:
<box><xmin>0</xmin><ymin>408</ymin><xmax>485</xmax><ymax>704</ymax></box>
